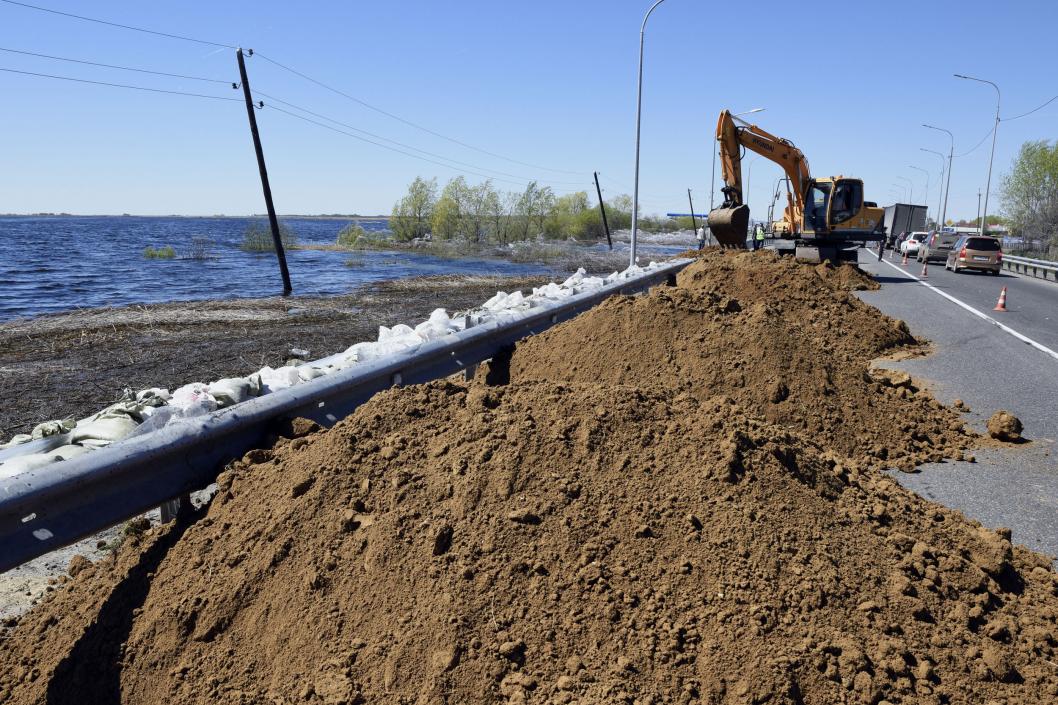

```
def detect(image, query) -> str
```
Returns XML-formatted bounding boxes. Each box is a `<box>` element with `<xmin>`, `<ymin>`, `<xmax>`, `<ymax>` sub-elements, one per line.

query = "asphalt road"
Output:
<box><xmin>855</xmin><ymin>249</ymin><xmax>1058</xmax><ymax>558</ymax></box>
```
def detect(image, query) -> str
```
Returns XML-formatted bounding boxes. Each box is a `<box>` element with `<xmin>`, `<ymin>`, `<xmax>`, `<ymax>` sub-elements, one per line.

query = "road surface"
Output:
<box><xmin>855</xmin><ymin>249</ymin><xmax>1058</xmax><ymax>558</ymax></box>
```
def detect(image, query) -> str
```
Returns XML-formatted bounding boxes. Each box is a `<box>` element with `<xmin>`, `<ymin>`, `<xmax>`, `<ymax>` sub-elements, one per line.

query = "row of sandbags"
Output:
<box><xmin>0</xmin><ymin>263</ymin><xmax>662</xmax><ymax>479</ymax></box>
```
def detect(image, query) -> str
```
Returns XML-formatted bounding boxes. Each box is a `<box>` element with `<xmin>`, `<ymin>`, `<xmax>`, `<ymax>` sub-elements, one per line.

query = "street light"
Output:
<box><xmin>920</xmin><ymin>148</ymin><xmax>946</xmax><ymax>229</ymax></box>
<box><xmin>909</xmin><ymin>165</ymin><xmax>930</xmax><ymax>224</ymax></box>
<box><xmin>896</xmin><ymin>175</ymin><xmax>914</xmax><ymax>205</ymax></box>
<box><xmin>923</xmin><ymin>124</ymin><xmax>954</xmax><ymax>230</ymax></box>
<box><xmin>891</xmin><ymin>183</ymin><xmax>908</xmax><ymax>202</ymax></box>
<box><xmin>630</xmin><ymin>0</ymin><xmax>668</xmax><ymax>268</ymax></box>
<box><xmin>955</xmin><ymin>74</ymin><xmax>1001</xmax><ymax>236</ymax></box>
<box><xmin>710</xmin><ymin>107</ymin><xmax>765</xmax><ymax>212</ymax></box>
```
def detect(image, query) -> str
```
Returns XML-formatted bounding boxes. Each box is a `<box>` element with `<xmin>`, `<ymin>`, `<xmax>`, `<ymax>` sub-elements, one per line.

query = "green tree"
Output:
<box><xmin>1002</xmin><ymin>140</ymin><xmax>1058</xmax><ymax>246</ymax></box>
<box><xmin>431</xmin><ymin>195</ymin><xmax>461</xmax><ymax>240</ymax></box>
<box><xmin>391</xmin><ymin>176</ymin><xmax>437</xmax><ymax>241</ymax></box>
<box><xmin>606</xmin><ymin>194</ymin><xmax>633</xmax><ymax>230</ymax></box>
<box><xmin>516</xmin><ymin>181</ymin><xmax>555</xmax><ymax>239</ymax></box>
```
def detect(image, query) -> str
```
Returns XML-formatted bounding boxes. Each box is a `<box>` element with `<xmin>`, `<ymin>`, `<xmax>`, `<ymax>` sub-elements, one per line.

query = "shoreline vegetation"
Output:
<box><xmin>239</xmin><ymin>176</ymin><xmax>697</xmax><ymax>269</ymax></box>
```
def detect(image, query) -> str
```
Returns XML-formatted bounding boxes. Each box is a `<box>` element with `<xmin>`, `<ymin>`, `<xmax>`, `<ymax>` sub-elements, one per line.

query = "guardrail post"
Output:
<box><xmin>463</xmin><ymin>314</ymin><xmax>478</xmax><ymax>381</ymax></box>
<box><xmin>159</xmin><ymin>493</ymin><xmax>192</xmax><ymax>523</ymax></box>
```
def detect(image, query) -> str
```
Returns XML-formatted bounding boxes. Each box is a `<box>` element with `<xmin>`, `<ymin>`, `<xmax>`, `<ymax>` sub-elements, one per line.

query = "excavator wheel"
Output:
<box><xmin>707</xmin><ymin>205</ymin><xmax>750</xmax><ymax>248</ymax></box>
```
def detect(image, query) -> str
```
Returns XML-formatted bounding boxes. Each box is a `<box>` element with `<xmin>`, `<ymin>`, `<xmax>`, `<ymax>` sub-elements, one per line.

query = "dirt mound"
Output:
<box><xmin>3</xmin><ymin>250</ymin><xmax>1056</xmax><ymax>705</ymax></box>
<box><xmin>508</xmin><ymin>250</ymin><xmax>969</xmax><ymax>471</ymax></box>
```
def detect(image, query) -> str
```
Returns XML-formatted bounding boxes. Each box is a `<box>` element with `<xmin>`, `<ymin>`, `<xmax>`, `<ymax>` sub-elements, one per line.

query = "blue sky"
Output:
<box><xmin>0</xmin><ymin>0</ymin><xmax>1054</xmax><ymax>221</ymax></box>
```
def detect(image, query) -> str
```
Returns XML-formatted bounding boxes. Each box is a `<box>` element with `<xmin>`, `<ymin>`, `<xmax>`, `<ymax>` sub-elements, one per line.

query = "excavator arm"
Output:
<box><xmin>708</xmin><ymin>109</ymin><xmax>812</xmax><ymax>247</ymax></box>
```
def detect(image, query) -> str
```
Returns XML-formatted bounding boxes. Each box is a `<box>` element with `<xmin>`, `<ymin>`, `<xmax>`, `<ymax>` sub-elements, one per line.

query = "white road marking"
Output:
<box><xmin>879</xmin><ymin>258</ymin><xmax>1058</xmax><ymax>363</ymax></box>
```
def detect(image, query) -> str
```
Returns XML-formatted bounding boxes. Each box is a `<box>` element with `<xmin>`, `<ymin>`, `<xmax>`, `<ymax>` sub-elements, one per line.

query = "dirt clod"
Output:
<box><xmin>65</xmin><ymin>555</ymin><xmax>90</xmax><ymax>578</ymax></box>
<box><xmin>987</xmin><ymin>410</ymin><xmax>1024</xmax><ymax>442</ymax></box>
<box><xmin>2</xmin><ymin>251</ymin><xmax>1053</xmax><ymax>705</ymax></box>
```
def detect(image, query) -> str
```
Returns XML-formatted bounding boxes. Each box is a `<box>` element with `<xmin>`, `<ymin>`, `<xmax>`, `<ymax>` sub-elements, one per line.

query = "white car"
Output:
<box><xmin>900</xmin><ymin>231</ymin><xmax>929</xmax><ymax>256</ymax></box>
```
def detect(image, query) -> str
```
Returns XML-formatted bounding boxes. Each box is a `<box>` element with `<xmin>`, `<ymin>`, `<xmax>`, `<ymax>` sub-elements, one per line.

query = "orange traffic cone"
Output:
<box><xmin>993</xmin><ymin>287</ymin><xmax>1008</xmax><ymax>312</ymax></box>
<box><xmin>920</xmin><ymin>260</ymin><xmax>928</xmax><ymax>278</ymax></box>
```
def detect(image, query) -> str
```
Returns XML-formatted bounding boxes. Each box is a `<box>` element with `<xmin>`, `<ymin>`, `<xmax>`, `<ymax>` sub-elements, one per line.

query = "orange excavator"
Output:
<box><xmin>707</xmin><ymin>109</ymin><xmax>885</xmax><ymax>262</ymax></box>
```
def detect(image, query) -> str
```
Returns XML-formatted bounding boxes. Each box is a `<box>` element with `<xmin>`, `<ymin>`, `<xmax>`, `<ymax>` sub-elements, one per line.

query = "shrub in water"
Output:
<box><xmin>186</xmin><ymin>236</ymin><xmax>216</xmax><ymax>260</ymax></box>
<box><xmin>143</xmin><ymin>245</ymin><xmax>176</xmax><ymax>259</ymax></box>
<box><xmin>337</xmin><ymin>223</ymin><xmax>367</xmax><ymax>248</ymax></box>
<box><xmin>241</xmin><ymin>220</ymin><xmax>297</xmax><ymax>252</ymax></box>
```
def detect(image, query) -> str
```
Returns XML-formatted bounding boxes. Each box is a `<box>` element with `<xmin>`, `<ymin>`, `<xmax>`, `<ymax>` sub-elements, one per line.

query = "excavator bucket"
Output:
<box><xmin>707</xmin><ymin>204</ymin><xmax>750</xmax><ymax>248</ymax></box>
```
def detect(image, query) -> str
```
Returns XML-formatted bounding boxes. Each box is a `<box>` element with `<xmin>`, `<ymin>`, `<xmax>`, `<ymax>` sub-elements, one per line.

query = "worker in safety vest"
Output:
<box><xmin>754</xmin><ymin>223</ymin><xmax>766</xmax><ymax>250</ymax></box>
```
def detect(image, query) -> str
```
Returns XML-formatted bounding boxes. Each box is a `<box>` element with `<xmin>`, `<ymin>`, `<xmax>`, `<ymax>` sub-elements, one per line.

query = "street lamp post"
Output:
<box><xmin>920</xmin><ymin>148</ymin><xmax>946</xmax><ymax>230</ymax></box>
<box><xmin>896</xmin><ymin>175</ymin><xmax>914</xmax><ymax>205</ymax></box>
<box><xmin>630</xmin><ymin>0</ymin><xmax>668</xmax><ymax>268</ymax></box>
<box><xmin>909</xmin><ymin>165</ymin><xmax>930</xmax><ymax>224</ymax></box>
<box><xmin>709</xmin><ymin>107</ymin><xmax>765</xmax><ymax>213</ymax></box>
<box><xmin>923</xmin><ymin>124</ymin><xmax>954</xmax><ymax>230</ymax></box>
<box><xmin>955</xmin><ymin>74</ymin><xmax>1001</xmax><ymax>236</ymax></box>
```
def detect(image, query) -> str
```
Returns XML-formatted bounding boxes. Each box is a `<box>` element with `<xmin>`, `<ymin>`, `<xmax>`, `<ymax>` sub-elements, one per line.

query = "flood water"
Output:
<box><xmin>0</xmin><ymin>216</ymin><xmax>690</xmax><ymax>323</ymax></box>
<box><xmin>0</xmin><ymin>216</ymin><xmax>548</xmax><ymax>322</ymax></box>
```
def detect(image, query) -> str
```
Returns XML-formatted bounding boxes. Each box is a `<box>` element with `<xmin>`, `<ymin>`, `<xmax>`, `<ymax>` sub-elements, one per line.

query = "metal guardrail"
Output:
<box><xmin>0</xmin><ymin>260</ymin><xmax>691</xmax><ymax>572</ymax></box>
<box><xmin>1003</xmin><ymin>254</ymin><xmax>1058</xmax><ymax>282</ymax></box>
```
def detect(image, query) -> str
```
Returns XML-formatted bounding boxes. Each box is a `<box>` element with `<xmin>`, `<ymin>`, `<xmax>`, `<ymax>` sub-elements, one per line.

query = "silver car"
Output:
<box><xmin>918</xmin><ymin>230</ymin><xmax>961</xmax><ymax>263</ymax></box>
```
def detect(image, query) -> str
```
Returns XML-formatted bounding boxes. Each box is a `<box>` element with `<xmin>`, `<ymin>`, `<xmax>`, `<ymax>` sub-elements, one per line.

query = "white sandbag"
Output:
<box><xmin>30</xmin><ymin>419</ymin><xmax>75</xmax><ymax>440</ymax></box>
<box><xmin>170</xmin><ymin>383</ymin><xmax>219</xmax><ymax>413</ymax></box>
<box><xmin>256</xmin><ymin>366</ymin><xmax>302</xmax><ymax>393</ymax></box>
<box><xmin>0</xmin><ymin>452</ymin><xmax>57</xmax><ymax>479</ymax></box>
<box><xmin>298</xmin><ymin>366</ymin><xmax>328</xmax><ymax>382</ymax></box>
<box><xmin>209</xmin><ymin>376</ymin><xmax>262</xmax><ymax>407</ymax></box>
<box><xmin>69</xmin><ymin>414</ymin><xmax>140</xmax><ymax>446</ymax></box>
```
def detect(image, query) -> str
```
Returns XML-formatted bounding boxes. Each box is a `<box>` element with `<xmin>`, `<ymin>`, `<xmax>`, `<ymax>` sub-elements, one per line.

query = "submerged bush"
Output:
<box><xmin>143</xmin><ymin>245</ymin><xmax>176</xmax><ymax>259</ymax></box>
<box><xmin>186</xmin><ymin>236</ymin><xmax>216</xmax><ymax>260</ymax></box>
<box><xmin>337</xmin><ymin>223</ymin><xmax>367</xmax><ymax>248</ymax></box>
<box><xmin>241</xmin><ymin>220</ymin><xmax>297</xmax><ymax>252</ymax></box>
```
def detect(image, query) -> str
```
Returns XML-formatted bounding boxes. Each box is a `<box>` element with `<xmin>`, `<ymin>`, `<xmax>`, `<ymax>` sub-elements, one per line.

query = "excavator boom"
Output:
<box><xmin>706</xmin><ymin>109</ymin><xmax>883</xmax><ymax>259</ymax></box>
<box><xmin>708</xmin><ymin>110</ymin><xmax>810</xmax><ymax>247</ymax></box>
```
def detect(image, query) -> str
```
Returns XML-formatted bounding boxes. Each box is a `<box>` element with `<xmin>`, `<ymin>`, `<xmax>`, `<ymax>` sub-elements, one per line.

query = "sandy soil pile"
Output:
<box><xmin>3</xmin><ymin>251</ymin><xmax>1056</xmax><ymax>705</ymax></box>
<box><xmin>510</xmin><ymin>251</ymin><xmax>970</xmax><ymax>471</ymax></box>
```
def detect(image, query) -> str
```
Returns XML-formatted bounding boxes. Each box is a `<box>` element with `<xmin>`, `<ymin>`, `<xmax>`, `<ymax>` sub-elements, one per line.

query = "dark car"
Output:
<box><xmin>945</xmin><ymin>236</ymin><xmax>1003</xmax><ymax>274</ymax></box>
<box><xmin>918</xmin><ymin>230</ymin><xmax>961</xmax><ymax>263</ymax></box>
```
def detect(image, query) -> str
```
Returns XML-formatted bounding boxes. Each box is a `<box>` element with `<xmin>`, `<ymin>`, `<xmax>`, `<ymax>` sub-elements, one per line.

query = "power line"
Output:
<box><xmin>263</xmin><ymin>103</ymin><xmax>549</xmax><ymax>188</ymax></box>
<box><xmin>955</xmin><ymin>126</ymin><xmax>995</xmax><ymax>158</ymax></box>
<box><xmin>0</xmin><ymin>0</ymin><xmax>587</xmax><ymax>180</ymax></box>
<box><xmin>0</xmin><ymin>66</ymin><xmax>241</xmax><ymax>101</ymax></box>
<box><xmin>0</xmin><ymin>46</ymin><xmax>234</xmax><ymax>84</ymax></box>
<box><xmin>253</xmin><ymin>89</ymin><xmax>587</xmax><ymax>186</ymax></box>
<box><xmin>0</xmin><ymin>0</ymin><xmax>236</xmax><ymax>49</ymax></box>
<box><xmin>1004</xmin><ymin>94</ymin><xmax>1057</xmax><ymax>122</ymax></box>
<box><xmin>253</xmin><ymin>51</ymin><xmax>585</xmax><ymax>177</ymax></box>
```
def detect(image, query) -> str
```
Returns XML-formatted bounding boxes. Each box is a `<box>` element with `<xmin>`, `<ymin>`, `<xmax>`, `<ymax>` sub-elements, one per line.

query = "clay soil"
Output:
<box><xmin>3</xmin><ymin>250</ymin><xmax>1057</xmax><ymax>705</ymax></box>
<box><xmin>0</xmin><ymin>274</ymin><xmax>550</xmax><ymax>439</ymax></box>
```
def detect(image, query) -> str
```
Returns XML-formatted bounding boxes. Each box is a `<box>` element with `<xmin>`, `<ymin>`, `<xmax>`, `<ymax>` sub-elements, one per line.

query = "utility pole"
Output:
<box><xmin>686</xmin><ymin>188</ymin><xmax>698</xmax><ymax>233</ymax></box>
<box><xmin>236</xmin><ymin>48</ymin><xmax>292</xmax><ymax>295</ymax></box>
<box><xmin>977</xmin><ymin>189</ymin><xmax>983</xmax><ymax>235</ymax></box>
<box><xmin>593</xmin><ymin>172</ymin><xmax>613</xmax><ymax>250</ymax></box>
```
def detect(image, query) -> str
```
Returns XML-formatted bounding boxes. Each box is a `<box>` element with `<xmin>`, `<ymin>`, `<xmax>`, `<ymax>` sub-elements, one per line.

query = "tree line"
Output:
<box><xmin>1002</xmin><ymin>139</ymin><xmax>1057</xmax><ymax>252</ymax></box>
<box><xmin>389</xmin><ymin>176</ymin><xmax>692</xmax><ymax>243</ymax></box>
